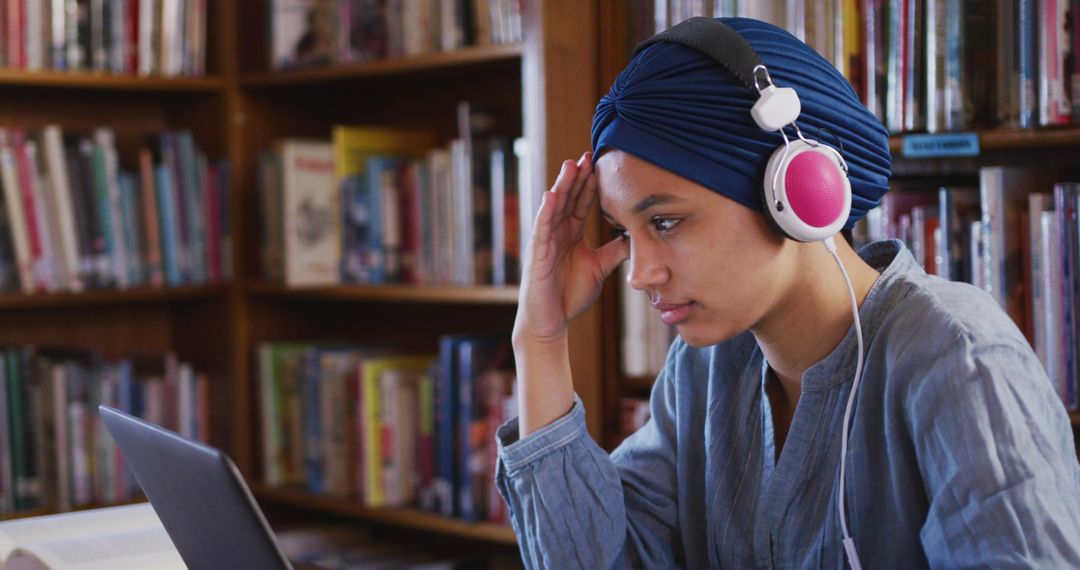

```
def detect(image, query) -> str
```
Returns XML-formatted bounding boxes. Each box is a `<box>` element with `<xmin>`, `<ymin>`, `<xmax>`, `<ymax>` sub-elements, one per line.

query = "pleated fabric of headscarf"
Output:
<box><xmin>591</xmin><ymin>17</ymin><xmax>892</xmax><ymax>228</ymax></box>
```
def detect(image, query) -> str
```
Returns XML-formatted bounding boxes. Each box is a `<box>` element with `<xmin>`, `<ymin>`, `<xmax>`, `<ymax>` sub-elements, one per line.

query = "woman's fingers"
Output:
<box><xmin>572</xmin><ymin>167</ymin><xmax>597</xmax><ymax>223</ymax></box>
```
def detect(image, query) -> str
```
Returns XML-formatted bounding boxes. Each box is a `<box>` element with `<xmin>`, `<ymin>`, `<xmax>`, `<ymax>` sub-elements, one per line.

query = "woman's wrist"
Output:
<box><xmin>513</xmin><ymin>333</ymin><xmax>575</xmax><ymax>437</ymax></box>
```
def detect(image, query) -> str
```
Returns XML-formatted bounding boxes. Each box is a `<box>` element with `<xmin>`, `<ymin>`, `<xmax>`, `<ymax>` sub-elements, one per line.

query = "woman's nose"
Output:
<box><xmin>626</xmin><ymin>241</ymin><xmax>670</xmax><ymax>291</ymax></box>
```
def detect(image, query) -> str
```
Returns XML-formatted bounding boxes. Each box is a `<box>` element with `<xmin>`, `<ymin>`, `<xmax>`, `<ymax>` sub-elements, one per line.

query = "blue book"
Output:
<box><xmin>303</xmin><ymin>348</ymin><xmax>323</xmax><ymax>494</ymax></box>
<box><xmin>434</xmin><ymin>336</ymin><xmax>460</xmax><ymax>518</ymax></box>
<box><xmin>118</xmin><ymin>173</ymin><xmax>143</xmax><ymax>286</ymax></box>
<box><xmin>1017</xmin><ymin>0</ymin><xmax>1037</xmax><ymax>128</ymax></box>
<box><xmin>365</xmin><ymin>157</ymin><xmax>401</xmax><ymax>284</ymax></box>
<box><xmin>159</xmin><ymin>133</ymin><xmax>190</xmax><ymax>283</ymax></box>
<box><xmin>154</xmin><ymin>164</ymin><xmax>181</xmax><ymax>287</ymax></box>
<box><xmin>177</xmin><ymin>132</ymin><xmax>206</xmax><ymax>283</ymax></box>
<box><xmin>341</xmin><ymin>169</ymin><xmax>373</xmax><ymax>283</ymax></box>
<box><xmin>455</xmin><ymin>337</ymin><xmax>501</xmax><ymax>523</ymax></box>
<box><xmin>90</xmin><ymin>146</ymin><xmax>117</xmax><ymax>286</ymax></box>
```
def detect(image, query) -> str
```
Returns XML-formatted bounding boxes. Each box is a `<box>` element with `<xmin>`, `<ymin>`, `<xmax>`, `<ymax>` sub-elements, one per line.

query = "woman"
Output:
<box><xmin>495</xmin><ymin>17</ymin><xmax>1080</xmax><ymax>569</ymax></box>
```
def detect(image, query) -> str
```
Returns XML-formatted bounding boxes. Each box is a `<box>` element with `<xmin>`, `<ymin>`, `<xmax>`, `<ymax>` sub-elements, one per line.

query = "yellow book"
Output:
<box><xmin>360</xmin><ymin>355</ymin><xmax>434</xmax><ymax>508</ymax></box>
<box><xmin>333</xmin><ymin>126</ymin><xmax>436</xmax><ymax>283</ymax></box>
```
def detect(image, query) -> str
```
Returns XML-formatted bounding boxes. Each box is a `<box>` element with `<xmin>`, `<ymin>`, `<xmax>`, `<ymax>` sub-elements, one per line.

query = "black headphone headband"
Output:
<box><xmin>632</xmin><ymin>17</ymin><xmax>762</xmax><ymax>94</ymax></box>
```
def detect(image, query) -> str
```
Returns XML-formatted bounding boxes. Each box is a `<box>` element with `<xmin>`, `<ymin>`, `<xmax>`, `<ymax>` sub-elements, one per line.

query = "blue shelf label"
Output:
<box><xmin>901</xmin><ymin>132</ymin><xmax>980</xmax><ymax>158</ymax></box>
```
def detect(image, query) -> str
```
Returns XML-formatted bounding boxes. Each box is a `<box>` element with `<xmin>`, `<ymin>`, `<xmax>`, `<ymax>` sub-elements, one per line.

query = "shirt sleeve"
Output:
<box><xmin>495</xmin><ymin>357</ymin><xmax>684</xmax><ymax>570</ymax></box>
<box><xmin>908</xmin><ymin>332</ymin><xmax>1080</xmax><ymax>568</ymax></box>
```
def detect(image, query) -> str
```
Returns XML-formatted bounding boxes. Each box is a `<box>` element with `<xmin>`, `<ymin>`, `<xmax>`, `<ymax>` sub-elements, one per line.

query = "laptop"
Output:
<box><xmin>99</xmin><ymin>405</ymin><xmax>328</xmax><ymax>570</ymax></box>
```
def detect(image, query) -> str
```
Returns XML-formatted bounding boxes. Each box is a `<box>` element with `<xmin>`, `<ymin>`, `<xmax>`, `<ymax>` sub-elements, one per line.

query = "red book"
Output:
<box><xmin>139</xmin><ymin>149</ymin><xmax>165</xmax><ymax>287</ymax></box>
<box><xmin>398</xmin><ymin>161</ymin><xmax>421</xmax><ymax>283</ymax></box>
<box><xmin>126</xmin><ymin>0</ymin><xmax>140</xmax><ymax>73</ymax></box>
<box><xmin>12</xmin><ymin>131</ymin><xmax>45</xmax><ymax>292</ymax></box>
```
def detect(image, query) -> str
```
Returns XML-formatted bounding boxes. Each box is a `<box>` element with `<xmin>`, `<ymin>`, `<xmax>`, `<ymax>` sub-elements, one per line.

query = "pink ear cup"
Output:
<box><xmin>783</xmin><ymin>150</ymin><xmax>847</xmax><ymax>228</ymax></box>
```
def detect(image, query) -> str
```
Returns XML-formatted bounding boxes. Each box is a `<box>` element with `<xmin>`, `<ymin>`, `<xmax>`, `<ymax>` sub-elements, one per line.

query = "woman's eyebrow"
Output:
<box><xmin>630</xmin><ymin>194</ymin><xmax>680</xmax><ymax>214</ymax></box>
<box><xmin>601</xmin><ymin>193</ymin><xmax>682</xmax><ymax>221</ymax></box>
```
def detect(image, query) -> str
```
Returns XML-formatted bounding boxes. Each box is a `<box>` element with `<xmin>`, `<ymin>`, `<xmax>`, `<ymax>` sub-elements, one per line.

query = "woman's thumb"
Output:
<box><xmin>595</xmin><ymin>236</ymin><xmax>630</xmax><ymax>280</ymax></box>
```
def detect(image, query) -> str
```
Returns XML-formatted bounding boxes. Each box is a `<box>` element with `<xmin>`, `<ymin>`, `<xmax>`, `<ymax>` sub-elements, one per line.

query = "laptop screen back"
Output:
<box><xmin>99</xmin><ymin>405</ymin><xmax>292</xmax><ymax>570</ymax></box>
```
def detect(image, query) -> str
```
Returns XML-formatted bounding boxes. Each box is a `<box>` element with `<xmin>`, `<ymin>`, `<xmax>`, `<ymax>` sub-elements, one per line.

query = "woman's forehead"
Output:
<box><xmin>597</xmin><ymin>150</ymin><xmax>711</xmax><ymax>212</ymax></box>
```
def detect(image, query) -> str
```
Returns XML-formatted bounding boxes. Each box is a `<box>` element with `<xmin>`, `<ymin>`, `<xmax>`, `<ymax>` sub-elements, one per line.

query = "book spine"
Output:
<box><xmin>42</xmin><ymin>126</ymin><xmax>83</xmax><ymax>292</ymax></box>
<box><xmin>154</xmin><ymin>163</ymin><xmax>180</xmax><ymax>286</ymax></box>
<box><xmin>138</xmin><ymin>149</ymin><xmax>164</xmax><ymax>287</ymax></box>
<box><xmin>12</xmin><ymin>134</ymin><xmax>47</xmax><ymax>292</ymax></box>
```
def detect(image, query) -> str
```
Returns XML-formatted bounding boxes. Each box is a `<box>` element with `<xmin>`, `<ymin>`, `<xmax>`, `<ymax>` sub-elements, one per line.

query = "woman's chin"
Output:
<box><xmin>675</xmin><ymin>322</ymin><xmax>740</xmax><ymax>349</ymax></box>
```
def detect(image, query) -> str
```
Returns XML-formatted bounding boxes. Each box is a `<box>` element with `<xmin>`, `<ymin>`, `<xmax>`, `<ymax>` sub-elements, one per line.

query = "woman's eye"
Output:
<box><xmin>651</xmin><ymin>217</ymin><xmax>680</xmax><ymax>232</ymax></box>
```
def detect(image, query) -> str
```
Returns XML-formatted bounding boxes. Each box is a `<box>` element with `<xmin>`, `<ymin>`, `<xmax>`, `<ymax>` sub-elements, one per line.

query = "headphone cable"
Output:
<box><xmin>823</xmin><ymin>237</ymin><xmax>865</xmax><ymax>570</ymax></box>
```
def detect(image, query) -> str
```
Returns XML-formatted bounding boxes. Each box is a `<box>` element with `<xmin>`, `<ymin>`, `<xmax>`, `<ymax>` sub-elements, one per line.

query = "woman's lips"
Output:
<box><xmin>654</xmin><ymin>302</ymin><xmax>693</xmax><ymax>325</ymax></box>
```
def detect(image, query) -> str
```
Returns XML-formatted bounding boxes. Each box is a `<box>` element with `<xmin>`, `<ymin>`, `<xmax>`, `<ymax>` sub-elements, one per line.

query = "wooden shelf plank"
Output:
<box><xmin>1071</xmin><ymin>411</ymin><xmax>1079</xmax><ymax>427</ymax></box>
<box><xmin>0</xmin><ymin>284</ymin><xmax>227</xmax><ymax>309</ymax></box>
<box><xmin>889</xmin><ymin>126</ymin><xmax>1080</xmax><ymax>154</ymax></box>
<box><xmin>240</xmin><ymin>44</ymin><xmax>523</xmax><ymax>87</ymax></box>
<box><xmin>252</xmin><ymin>485</ymin><xmax>517</xmax><ymax>545</ymax></box>
<box><xmin>0</xmin><ymin>70</ymin><xmax>224</xmax><ymax>91</ymax></box>
<box><xmin>246</xmin><ymin>282</ymin><xmax>519</xmax><ymax>305</ymax></box>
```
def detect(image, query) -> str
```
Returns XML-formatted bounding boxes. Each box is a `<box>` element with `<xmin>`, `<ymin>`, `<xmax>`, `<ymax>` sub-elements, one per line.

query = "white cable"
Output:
<box><xmin>822</xmin><ymin>237</ymin><xmax>864</xmax><ymax>570</ymax></box>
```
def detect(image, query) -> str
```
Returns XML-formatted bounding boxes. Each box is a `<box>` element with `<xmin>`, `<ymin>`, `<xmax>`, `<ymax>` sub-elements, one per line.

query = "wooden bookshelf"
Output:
<box><xmin>0</xmin><ymin>70</ymin><xmax>224</xmax><ymax>91</ymax></box>
<box><xmin>252</xmin><ymin>484</ymin><xmax>518</xmax><ymax>546</ymax></box>
<box><xmin>245</xmin><ymin>282</ymin><xmax>519</xmax><ymax>305</ymax></box>
<box><xmin>888</xmin><ymin>126</ymin><xmax>1080</xmax><ymax>154</ymax></box>
<box><xmin>0</xmin><ymin>284</ymin><xmax>227</xmax><ymax>310</ymax></box>
<box><xmin>1072</xmin><ymin>412</ymin><xmax>1080</xmax><ymax>427</ymax></box>
<box><xmin>240</xmin><ymin>44</ymin><xmax>524</xmax><ymax>87</ymax></box>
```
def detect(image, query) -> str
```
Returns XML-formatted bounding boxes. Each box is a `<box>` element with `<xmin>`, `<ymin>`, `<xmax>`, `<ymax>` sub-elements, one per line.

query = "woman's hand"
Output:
<box><xmin>513</xmin><ymin>151</ymin><xmax>630</xmax><ymax>348</ymax></box>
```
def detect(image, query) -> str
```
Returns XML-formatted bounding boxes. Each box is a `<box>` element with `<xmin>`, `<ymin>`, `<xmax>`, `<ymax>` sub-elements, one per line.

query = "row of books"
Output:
<box><xmin>628</xmin><ymin>1</ymin><xmax>1080</xmax><ymax>134</ymax></box>
<box><xmin>0</xmin><ymin>127</ymin><xmax>231</xmax><ymax>295</ymax></box>
<box><xmin>259</xmin><ymin>108</ymin><xmax>528</xmax><ymax>287</ymax></box>
<box><xmin>0</xmin><ymin>347</ymin><xmax>208</xmax><ymax>515</ymax></box>
<box><xmin>1</xmin><ymin>0</ymin><xmax>208</xmax><ymax>76</ymax></box>
<box><xmin>269</xmin><ymin>0</ymin><xmax>523</xmax><ymax>71</ymax></box>
<box><xmin>856</xmin><ymin>170</ymin><xmax>1080</xmax><ymax>410</ymax></box>
<box><xmin>258</xmin><ymin>336</ymin><xmax>516</xmax><ymax>525</ymax></box>
<box><xmin>863</xmin><ymin>0</ymin><xmax>1077</xmax><ymax>133</ymax></box>
<box><xmin>628</xmin><ymin>1</ymin><xmax>863</xmax><ymax>83</ymax></box>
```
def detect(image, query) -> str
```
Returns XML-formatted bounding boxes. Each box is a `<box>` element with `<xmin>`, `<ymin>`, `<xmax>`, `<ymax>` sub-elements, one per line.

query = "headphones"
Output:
<box><xmin>635</xmin><ymin>18</ymin><xmax>866</xmax><ymax>570</ymax></box>
<box><xmin>633</xmin><ymin>17</ymin><xmax>853</xmax><ymax>243</ymax></box>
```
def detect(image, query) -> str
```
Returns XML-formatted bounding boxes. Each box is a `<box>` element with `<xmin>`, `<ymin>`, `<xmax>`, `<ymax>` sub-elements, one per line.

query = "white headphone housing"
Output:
<box><xmin>762</xmin><ymin>139</ymin><xmax>853</xmax><ymax>242</ymax></box>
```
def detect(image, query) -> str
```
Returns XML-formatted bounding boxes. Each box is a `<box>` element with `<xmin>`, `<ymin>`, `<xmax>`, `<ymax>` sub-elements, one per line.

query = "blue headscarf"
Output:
<box><xmin>591</xmin><ymin>18</ymin><xmax>891</xmax><ymax>228</ymax></box>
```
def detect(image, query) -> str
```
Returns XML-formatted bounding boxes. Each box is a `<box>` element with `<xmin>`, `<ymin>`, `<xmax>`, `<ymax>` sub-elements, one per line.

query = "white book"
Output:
<box><xmin>138</xmin><ymin>0</ymin><xmax>157</xmax><ymax>75</ymax></box>
<box><xmin>1041</xmin><ymin>211</ymin><xmax>1065</xmax><ymax>397</ymax></box>
<box><xmin>50</xmin><ymin>0</ymin><xmax>66</xmax><ymax>69</ymax></box>
<box><xmin>1029</xmin><ymin>193</ymin><xmax>1054</xmax><ymax>371</ymax></box>
<box><xmin>25</xmin><ymin>0</ymin><xmax>43</xmax><ymax>71</ymax></box>
<box><xmin>513</xmin><ymin>137</ymin><xmax>534</xmax><ymax>282</ymax></box>
<box><xmin>450</xmin><ymin>138</ymin><xmax>473</xmax><ymax>285</ymax></box>
<box><xmin>0</xmin><ymin>503</ymin><xmax>184</xmax><ymax>570</ymax></box>
<box><xmin>160</xmin><ymin>0</ymin><xmax>181</xmax><ymax>75</ymax></box>
<box><xmin>280</xmin><ymin>139</ymin><xmax>339</xmax><ymax>287</ymax></box>
<box><xmin>41</xmin><ymin>126</ymin><xmax>83</xmax><ymax>292</ymax></box>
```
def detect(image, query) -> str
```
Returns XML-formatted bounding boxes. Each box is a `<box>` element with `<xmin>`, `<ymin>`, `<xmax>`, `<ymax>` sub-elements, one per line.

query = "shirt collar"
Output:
<box><xmin>797</xmin><ymin>239</ymin><xmax>920</xmax><ymax>391</ymax></box>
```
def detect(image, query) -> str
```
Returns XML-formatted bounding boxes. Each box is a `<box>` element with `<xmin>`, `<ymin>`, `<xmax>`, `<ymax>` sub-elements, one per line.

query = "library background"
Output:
<box><xmin>0</xmin><ymin>0</ymin><xmax>1075</xmax><ymax>567</ymax></box>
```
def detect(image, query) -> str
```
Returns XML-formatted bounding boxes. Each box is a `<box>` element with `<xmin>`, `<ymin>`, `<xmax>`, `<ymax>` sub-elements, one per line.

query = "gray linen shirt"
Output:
<box><xmin>496</xmin><ymin>239</ymin><xmax>1080</xmax><ymax>569</ymax></box>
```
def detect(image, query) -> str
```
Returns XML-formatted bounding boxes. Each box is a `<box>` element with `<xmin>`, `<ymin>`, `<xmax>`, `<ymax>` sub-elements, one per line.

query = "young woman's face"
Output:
<box><xmin>596</xmin><ymin>149</ymin><xmax>793</xmax><ymax>347</ymax></box>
